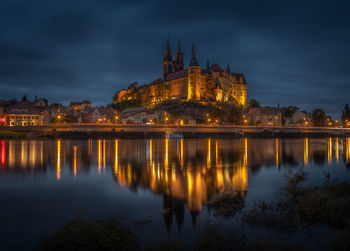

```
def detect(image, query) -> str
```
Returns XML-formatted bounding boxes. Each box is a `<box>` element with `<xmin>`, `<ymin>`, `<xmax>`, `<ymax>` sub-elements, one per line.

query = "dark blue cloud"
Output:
<box><xmin>0</xmin><ymin>0</ymin><xmax>349</xmax><ymax>118</ymax></box>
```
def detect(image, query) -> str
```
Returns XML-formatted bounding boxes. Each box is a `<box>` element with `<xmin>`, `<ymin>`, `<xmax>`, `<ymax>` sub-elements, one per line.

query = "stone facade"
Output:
<box><xmin>114</xmin><ymin>40</ymin><xmax>247</xmax><ymax>106</ymax></box>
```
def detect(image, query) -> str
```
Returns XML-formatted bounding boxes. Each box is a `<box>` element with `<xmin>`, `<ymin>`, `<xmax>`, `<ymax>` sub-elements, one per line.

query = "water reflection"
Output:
<box><xmin>1</xmin><ymin>138</ymin><xmax>350</xmax><ymax>214</ymax></box>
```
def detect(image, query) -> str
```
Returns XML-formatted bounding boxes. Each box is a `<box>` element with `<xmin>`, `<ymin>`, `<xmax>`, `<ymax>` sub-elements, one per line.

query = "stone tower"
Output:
<box><xmin>187</xmin><ymin>43</ymin><xmax>201</xmax><ymax>100</ymax></box>
<box><xmin>163</xmin><ymin>38</ymin><xmax>173</xmax><ymax>80</ymax></box>
<box><xmin>174</xmin><ymin>40</ymin><xmax>184</xmax><ymax>72</ymax></box>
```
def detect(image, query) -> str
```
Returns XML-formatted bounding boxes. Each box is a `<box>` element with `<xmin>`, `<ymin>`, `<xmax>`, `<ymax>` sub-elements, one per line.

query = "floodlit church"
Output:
<box><xmin>114</xmin><ymin>40</ymin><xmax>247</xmax><ymax>106</ymax></box>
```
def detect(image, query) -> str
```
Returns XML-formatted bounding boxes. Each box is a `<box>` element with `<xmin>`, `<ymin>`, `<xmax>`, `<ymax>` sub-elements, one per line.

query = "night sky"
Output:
<box><xmin>0</xmin><ymin>0</ymin><xmax>349</xmax><ymax>118</ymax></box>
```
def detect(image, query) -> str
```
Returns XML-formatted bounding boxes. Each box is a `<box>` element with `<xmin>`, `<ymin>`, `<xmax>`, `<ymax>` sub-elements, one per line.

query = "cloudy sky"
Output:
<box><xmin>0</xmin><ymin>0</ymin><xmax>349</xmax><ymax>118</ymax></box>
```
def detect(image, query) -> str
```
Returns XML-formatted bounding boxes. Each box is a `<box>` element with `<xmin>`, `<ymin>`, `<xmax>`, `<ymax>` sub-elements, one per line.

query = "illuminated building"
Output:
<box><xmin>5</xmin><ymin>101</ymin><xmax>43</xmax><ymax>126</ymax></box>
<box><xmin>114</xmin><ymin>40</ymin><xmax>247</xmax><ymax>106</ymax></box>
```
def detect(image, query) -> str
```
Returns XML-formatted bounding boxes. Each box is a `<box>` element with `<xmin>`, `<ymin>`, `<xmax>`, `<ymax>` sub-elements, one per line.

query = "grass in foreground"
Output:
<box><xmin>37</xmin><ymin>217</ymin><xmax>137</xmax><ymax>251</ymax></box>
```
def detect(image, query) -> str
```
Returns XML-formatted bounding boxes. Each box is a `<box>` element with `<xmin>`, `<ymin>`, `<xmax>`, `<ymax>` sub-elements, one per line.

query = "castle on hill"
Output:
<box><xmin>114</xmin><ymin>39</ymin><xmax>247</xmax><ymax>106</ymax></box>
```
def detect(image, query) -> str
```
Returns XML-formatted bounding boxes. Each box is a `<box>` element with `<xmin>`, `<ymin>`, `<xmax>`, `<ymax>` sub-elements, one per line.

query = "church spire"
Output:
<box><xmin>227</xmin><ymin>64</ymin><xmax>230</xmax><ymax>73</ymax></box>
<box><xmin>175</xmin><ymin>40</ymin><xmax>184</xmax><ymax>72</ymax></box>
<box><xmin>177</xmin><ymin>40</ymin><xmax>181</xmax><ymax>53</ymax></box>
<box><xmin>163</xmin><ymin>37</ymin><xmax>173</xmax><ymax>79</ymax></box>
<box><xmin>164</xmin><ymin>37</ymin><xmax>172</xmax><ymax>62</ymax></box>
<box><xmin>189</xmin><ymin>43</ymin><xmax>199</xmax><ymax>67</ymax></box>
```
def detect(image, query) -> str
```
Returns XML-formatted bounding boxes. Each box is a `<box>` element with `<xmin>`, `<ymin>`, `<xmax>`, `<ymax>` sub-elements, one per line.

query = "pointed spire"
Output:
<box><xmin>164</xmin><ymin>37</ymin><xmax>172</xmax><ymax>62</ymax></box>
<box><xmin>177</xmin><ymin>40</ymin><xmax>181</xmax><ymax>52</ymax></box>
<box><xmin>189</xmin><ymin>42</ymin><xmax>199</xmax><ymax>67</ymax></box>
<box><xmin>227</xmin><ymin>64</ymin><xmax>230</xmax><ymax>74</ymax></box>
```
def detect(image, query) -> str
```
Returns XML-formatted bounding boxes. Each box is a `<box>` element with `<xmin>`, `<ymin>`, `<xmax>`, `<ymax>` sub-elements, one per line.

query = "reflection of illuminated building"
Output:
<box><xmin>328</xmin><ymin>137</ymin><xmax>332</xmax><ymax>165</ymax></box>
<box><xmin>57</xmin><ymin>140</ymin><xmax>61</xmax><ymax>180</ymax></box>
<box><xmin>1</xmin><ymin>137</ymin><xmax>348</xmax><ymax>229</ymax></box>
<box><xmin>304</xmin><ymin>138</ymin><xmax>309</xmax><ymax>165</ymax></box>
<box><xmin>336</xmin><ymin>138</ymin><xmax>339</xmax><ymax>164</ymax></box>
<box><xmin>112</xmin><ymin>138</ymin><xmax>249</xmax><ymax>216</ymax></box>
<box><xmin>275</xmin><ymin>138</ymin><xmax>279</xmax><ymax>167</ymax></box>
<box><xmin>346</xmin><ymin>138</ymin><xmax>350</xmax><ymax>165</ymax></box>
<box><xmin>0</xmin><ymin>140</ymin><xmax>5</xmax><ymax>168</ymax></box>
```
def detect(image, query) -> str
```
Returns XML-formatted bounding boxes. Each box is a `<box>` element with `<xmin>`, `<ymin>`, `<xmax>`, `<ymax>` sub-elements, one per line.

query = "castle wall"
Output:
<box><xmin>168</xmin><ymin>77</ymin><xmax>187</xmax><ymax>99</ymax></box>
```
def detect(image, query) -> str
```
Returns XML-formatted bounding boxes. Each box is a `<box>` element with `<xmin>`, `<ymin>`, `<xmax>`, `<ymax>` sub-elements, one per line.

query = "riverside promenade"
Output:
<box><xmin>1</xmin><ymin>124</ymin><xmax>350</xmax><ymax>139</ymax></box>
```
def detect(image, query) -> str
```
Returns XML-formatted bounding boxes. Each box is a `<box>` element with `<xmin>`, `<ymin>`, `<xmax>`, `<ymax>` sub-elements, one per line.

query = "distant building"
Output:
<box><xmin>119</xmin><ymin>107</ymin><xmax>168</xmax><ymax>124</ymax></box>
<box><xmin>175</xmin><ymin>115</ymin><xmax>196</xmax><ymax>126</ymax></box>
<box><xmin>291</xmin><ymin>111</ymin><xmax>309</xmax><ymax>125</ymax></box>
<box><xmin>5</xmin><ymin>101</ymin><xmax>43</xmax><ymax>126</ymax></box>
<box><xmin>114</xmin><ymin>40</ymin><xmax>247</xmax><ymax>106</ymax></box>
<box><xmin>83</xmin><ymin>107</ymin><xmax>116</xmax><ymax>123</ymax></box>
<box><xmin>247</xmin><ymin>107</ymin><xmax>282</xmax><ymax>126</ymax></box>
<box><xmin>70</xmin><ymin>100</ymin><xmax>92</xmax><ymax>111</ymax></box>
<box><xmin>32</xmin><ymin>97</ymin><xmax>48</xmax><ymax>108</ymax></box>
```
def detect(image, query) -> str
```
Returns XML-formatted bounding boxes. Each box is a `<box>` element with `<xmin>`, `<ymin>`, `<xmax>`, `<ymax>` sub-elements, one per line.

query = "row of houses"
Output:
<box><xmin>0</xmin><ymin>98</ymin><xmax>117</xmax><ymax>126</ymax></box>
<box><xmin>0</xmin><ymin>97</ymin><xmax>310</xmax><ymax>127</ymax></box>
<box><xmin>245</xmin><ymin>107</ymin><xmax>310</xmax><ymax>126</ymax></box>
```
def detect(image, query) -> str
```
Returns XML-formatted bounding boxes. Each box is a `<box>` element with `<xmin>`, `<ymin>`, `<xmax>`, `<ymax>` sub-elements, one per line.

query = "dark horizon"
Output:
<box><xmin>1</xmin><ymin>0</ymin><xmax>349</xmax><ymax>119</ymax></box>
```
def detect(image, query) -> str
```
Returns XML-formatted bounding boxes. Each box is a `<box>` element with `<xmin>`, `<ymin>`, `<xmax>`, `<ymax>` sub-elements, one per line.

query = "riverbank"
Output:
<box><xmin>36</xmin><ymin>170</ymin><xmax>350</xmax><ymax>251</ymax></box>
<box><xmin>0</xmin><ymin>125</ymin><xmax>349</xmax><ymax>139</ymax></box>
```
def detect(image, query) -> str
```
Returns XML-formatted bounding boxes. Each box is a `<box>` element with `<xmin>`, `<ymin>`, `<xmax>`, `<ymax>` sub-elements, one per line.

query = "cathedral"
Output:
<box><xmin>114</xmin><ymin>40</ymin><xmax>247</xmax><ymax>106</ymax></box>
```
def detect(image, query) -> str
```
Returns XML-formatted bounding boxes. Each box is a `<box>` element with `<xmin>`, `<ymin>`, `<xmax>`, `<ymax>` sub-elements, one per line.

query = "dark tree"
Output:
<box><xmin>341</xmin><ymin>104</ymin><xmax>350</xmax><ymax>127</ymax></box>
<box><xmin>248</xmin><ymin>99</ymin><xmax>260</xmax><ymax>109</ymax></box>
<box><xmin>312</xmin><ymin>108</ymin><xmax>326</xmax><ymax>127</ymax></box>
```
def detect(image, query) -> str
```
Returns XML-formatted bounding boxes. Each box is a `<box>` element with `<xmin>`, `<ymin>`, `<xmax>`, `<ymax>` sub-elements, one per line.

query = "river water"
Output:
<box><xmin>0</xmin><ymin>138</ymin><xmax>349</xmax><ymax>250</ymax></box>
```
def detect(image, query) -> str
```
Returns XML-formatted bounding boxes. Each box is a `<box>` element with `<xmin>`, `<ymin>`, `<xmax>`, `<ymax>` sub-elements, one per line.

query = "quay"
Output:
<box><xmin>1</xmin><ymin>124</ymin><xmax>350</xmax><ymax>139</ymax></box>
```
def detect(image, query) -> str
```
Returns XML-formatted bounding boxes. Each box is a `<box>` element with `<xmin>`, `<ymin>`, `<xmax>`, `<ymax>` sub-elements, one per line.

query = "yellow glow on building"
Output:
<box><xmin>73</xmin><ymin>145</ymin><xmax>77</xmax><ymax>177</ymax></box>
<box><xmin>207</xmin><ymin>138</ymin><xmax>211</xmax><ymax>168</ymax></box>
<box><xmin>328</xmin><ymin>137</ymin><xmax>332</xmax><ymax>165</ymax></box>
<box><xmin>57</xmin><ymin>140</ymin><xmax>61</xmax><ymax>180</ymax></box>
<box><xmin>275</xmin><ymin>138</ymin><xmax>279</xmax><ymax>167</ymax></box>
<box><xmin>304</xmin><ymin>138</ymin><xmax>309</xmax><ymax>165</ymax></box>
